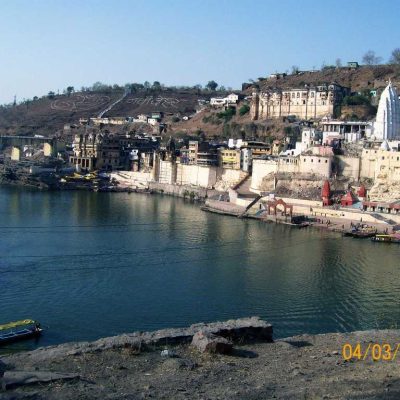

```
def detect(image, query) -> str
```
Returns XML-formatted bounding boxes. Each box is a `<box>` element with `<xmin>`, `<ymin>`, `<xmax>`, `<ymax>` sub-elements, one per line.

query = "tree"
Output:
<box><xmin>239</xmin><ymin>104</ymin><xmax>250</xmax><ymax>116</ymax></box>
<box><xmin>389</xmin><ymin>48</ymin><xmax>400</xmax><ymax>64</ymax></box>
<box><xmin>66</xmin><ymin>86</ymin><xmax>74</xmax><ymax>96</ymax></box>
<box><xmin>91</xmin><ymin>81</ymin><xmax>108</xmax><ymax>91</ymax></box>
<box><xmin>143</xmin><ymin>81</ymin><xmax>151</xmax><ymax>90</ymax></box>
<box><xmin>152</xmin><ymin>81</ymin><xmax>162</xmax><ymax>90</ymax></box>
<box><xmin>47</xmin><ymin>91</ymin><xmax>55</xmax><ymax>99</ymax></box>
<box><xmin>291</xmin><ymin>65</ymin><xmax>299</xmax><ymax>74</ymax></box>
<box><xmin>206</xmin><ymin>80</ymin><xmax>218</xmax><ymax>91</ymax></box>
<box><xmin>362</xmin><ymin>50</ymin><xmax>382</xmax><ymax>65</ymax></box>
<box><xmin>335</xmin><ymin>58</ymin><xmax>342</xmax><ymax>68</ymax></box>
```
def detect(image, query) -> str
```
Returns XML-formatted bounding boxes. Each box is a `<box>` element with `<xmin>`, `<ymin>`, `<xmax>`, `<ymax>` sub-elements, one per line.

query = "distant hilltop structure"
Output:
<box><xmin>373</xmin><ymin>81</ymin><xmax>400</xmax><ymax>141</ymax></box>
<box><xmin>250</xmin><ymin>83</ymin><xmax>350</xmax><ymax>121</ymax></box>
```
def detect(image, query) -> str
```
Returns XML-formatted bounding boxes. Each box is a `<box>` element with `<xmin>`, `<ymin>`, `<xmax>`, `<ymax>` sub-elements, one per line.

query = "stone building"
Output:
<box><xmin>251</xmin><ymin>83</ymin><xmax>349</xmax><ymax>120</ymax></box>
<box><xmin>69</xmin><ymin>133</ymin><xmax>159</xmax><ymax>171</ymax></box>
<box><xmin>360</xmin><ymin>146</ymin><xmax>400</xmax><ymax>182</ymax></box>
<box><xmin>250</xmin><ymin>154</ymin><xmax>332</xmax><ymax>191</ymax></box>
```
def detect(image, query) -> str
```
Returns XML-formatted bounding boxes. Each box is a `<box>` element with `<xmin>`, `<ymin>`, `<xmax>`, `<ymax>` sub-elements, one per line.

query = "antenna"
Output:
<box><xmin>13</xmin><ymin>95</ymin><xmax>16</xmax><ymax>106</ymax></box>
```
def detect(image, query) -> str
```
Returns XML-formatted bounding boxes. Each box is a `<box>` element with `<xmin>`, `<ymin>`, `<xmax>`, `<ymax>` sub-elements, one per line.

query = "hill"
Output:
<box><xmin>0</xmin><ymin>88</ymin><xmax>216</xmax><ymax>137</ymax></box>
<box><xmin>1</xmin><ymin>65</ymin><xmax>399</xmax><ymax>138</ymax></box>
<box><xmin>254</xmin><ymin>64</ymin><xmax>400</xmax><ymax>92</ymax></box>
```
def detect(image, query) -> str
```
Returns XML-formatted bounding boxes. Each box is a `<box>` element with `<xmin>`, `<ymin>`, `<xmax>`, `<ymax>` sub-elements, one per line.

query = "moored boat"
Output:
<box><xmin>0</xmin><ymin>320</ymin><xmax>42</xmax><ymax>345</ymax></box>
<box><xmin>371</xmin><ymin>234</ymin><xmax>400</xmax><ymax>244</ymax></box>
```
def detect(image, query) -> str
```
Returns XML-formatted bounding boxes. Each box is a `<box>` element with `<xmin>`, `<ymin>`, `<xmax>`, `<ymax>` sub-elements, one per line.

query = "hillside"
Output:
<box><xmin>0</xmin><ymin>88</ymin><xmax>216</xmax><ymax>137</ymax></box>
<box><xmin>254</xmin><ymin>64</ymin><xmax>400</xmax><ymax>92</ymax></box>
<box><xmin>1</xmin><ymin>65</ymin><xmax>399</xmax><ymax>138</ymax></box>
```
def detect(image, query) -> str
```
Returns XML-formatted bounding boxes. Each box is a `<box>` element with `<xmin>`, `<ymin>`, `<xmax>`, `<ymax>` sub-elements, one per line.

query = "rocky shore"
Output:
<box><xmin>1</xmin><ymin>318</ymin><xmax>400</xmax><ymax>399</ymax></box>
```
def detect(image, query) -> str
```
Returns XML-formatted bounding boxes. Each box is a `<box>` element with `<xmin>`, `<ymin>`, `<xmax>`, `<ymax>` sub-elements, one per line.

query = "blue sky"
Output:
<box><xmin>0</xmin><ymin>0</ymin><xmax>399</xmax><ymax>104</ymax></box>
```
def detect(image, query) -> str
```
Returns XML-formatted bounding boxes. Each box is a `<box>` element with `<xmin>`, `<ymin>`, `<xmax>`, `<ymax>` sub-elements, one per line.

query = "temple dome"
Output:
<box><xmin>373</xmin><ymin>81</ymin><xmax>400</xmax><ymax>140</ymax></box>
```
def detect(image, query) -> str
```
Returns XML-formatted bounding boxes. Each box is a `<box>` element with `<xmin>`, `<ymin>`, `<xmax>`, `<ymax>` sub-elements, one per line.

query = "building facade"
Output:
<box><xmin>251</xmin><ymin>83</ymin><xmax>349</xmax><ymax>120</ymax></box>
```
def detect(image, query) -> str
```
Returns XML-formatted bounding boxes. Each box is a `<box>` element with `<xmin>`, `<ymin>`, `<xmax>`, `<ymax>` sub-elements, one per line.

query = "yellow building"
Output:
<box><xmin>360</xmin><ymin>148</ymin><xmax>400</xmax><ymax>182</ymax></box>
<box><xmin>218</xmin><ymin>148</ymin><xmax>241</xmax><ymax>169</ymax></box>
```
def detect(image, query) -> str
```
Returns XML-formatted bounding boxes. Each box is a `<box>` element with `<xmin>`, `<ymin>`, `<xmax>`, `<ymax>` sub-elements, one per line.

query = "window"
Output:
<box><xmin>297</xmin><ymin>92</ymin><xmax>300</xmax><ymax>98</ymax></box>
<box><xmin>311</xmin><ymin>159</ymin><xmax>313</xmax><ymax>162</ymax></box>
<box><xmin>325</xmin><ymin>160</ymin><xmax>328</xmax><ymax>163</ymax></box>
<box><xmin>304</xmin><ymin>159</ymin><xmax>306</xmax><ymax>162</ymax></box>
<box><xmin>318</xmin><ymin>159</ymin><xmax>321</xmax><ymax>163</ymax></box>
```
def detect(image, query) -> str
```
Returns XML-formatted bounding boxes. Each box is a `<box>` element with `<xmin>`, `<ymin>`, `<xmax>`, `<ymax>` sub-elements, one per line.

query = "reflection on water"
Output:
<box><xmin>1</xmin><ymin>185</ymin><xmax>400</xmax><ymax>352</ymax></box>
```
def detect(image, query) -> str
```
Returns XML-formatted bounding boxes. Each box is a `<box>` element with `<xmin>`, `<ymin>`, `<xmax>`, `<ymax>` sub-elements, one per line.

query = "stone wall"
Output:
<box><xmin>335</xmin><ymin>156</ymin><xmax>360</xmax><ymax>180</ymax></box>
<box><xmin>176</xmin><ymin>164</ymin><xmax>217</xmax><ymax>188</ymax></box>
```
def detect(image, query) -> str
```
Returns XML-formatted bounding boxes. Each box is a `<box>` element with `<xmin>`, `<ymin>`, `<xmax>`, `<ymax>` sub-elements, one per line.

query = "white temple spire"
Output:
<box><xmin>373</xmin><ymin>81</ymin><xmax>400</xmax><ymax>140</ymax></box>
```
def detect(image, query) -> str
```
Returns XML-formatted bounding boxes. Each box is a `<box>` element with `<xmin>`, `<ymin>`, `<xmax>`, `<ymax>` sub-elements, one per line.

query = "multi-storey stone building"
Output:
<box><xmin>251</xmin><ymin>83</ymin><xmax>350</xmax><ymax>120</ymax></box>
<box><xmin>69</xmin><ymin>133</ymin><xmax>159</xmax><ymax>171</ymax></box>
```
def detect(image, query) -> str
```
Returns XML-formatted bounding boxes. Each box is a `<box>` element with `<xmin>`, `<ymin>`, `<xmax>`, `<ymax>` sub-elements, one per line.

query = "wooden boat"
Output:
<box><xmin>352</xmin><ymin>230</ymin><xmax>377</xmax><ymax>239</ymax></box>
<box><xmin>344</xmin><ymin>226</ymin><xmax>376</xmax><ymax>238</ymax></box>
<box><xmin>0</xmin><ymin>320</ymin><xmax>42</xmax><ymax>345</ymax></box>
<box><xmin>371</xmin><ymin>234</ymin><xmax>400</xmax><ymax>244</ymax></box>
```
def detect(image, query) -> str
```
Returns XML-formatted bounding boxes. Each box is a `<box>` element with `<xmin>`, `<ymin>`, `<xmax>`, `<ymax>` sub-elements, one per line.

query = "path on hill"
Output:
<box><xmin>97</xmin><ymin>90</ymin><xmax>128</xmax><ymax>118</ymax></box>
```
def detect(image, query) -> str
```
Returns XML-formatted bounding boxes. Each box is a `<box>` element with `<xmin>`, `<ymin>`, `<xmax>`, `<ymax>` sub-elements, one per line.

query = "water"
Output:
<box><xmin>1</xmin><ymin>185</ymin><xmax>400</xmax><ymax>352</ymax></box>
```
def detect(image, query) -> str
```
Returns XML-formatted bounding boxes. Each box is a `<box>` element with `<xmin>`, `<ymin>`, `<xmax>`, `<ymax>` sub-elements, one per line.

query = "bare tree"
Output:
<box><xmin>335</xmin><ymin>58</ymin><xmax>342</xmax><ymax>68</ymax></box>
<box><xmin>389</xmin><ymin>48</ymin><xmax>400</xmax><ymax>64</ymax></box>
<box><xmin>291</xmin><ymin>65</ymin><xmax>299</xmax><ymax>74</ymax></box>
<box><xmin>362</xmin><ymin>50</ymin><xmax>382</xmax><ymax>65</ymax></box>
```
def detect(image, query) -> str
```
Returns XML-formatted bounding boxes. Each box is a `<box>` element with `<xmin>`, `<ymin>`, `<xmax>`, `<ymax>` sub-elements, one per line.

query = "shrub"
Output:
<box><xmin>239</xmin><ymin>104</ymin><xmax>250</xmax><ymax>116</ymax></box>
<box><xmin>217</xmin><ymin>107</ymin><xmax>236</xmax><ymax>121</ymax></box>
<box><xmin>342</xmin><ymin>95</ymin><xmax>370</xmax><ymax>106</ymax></box>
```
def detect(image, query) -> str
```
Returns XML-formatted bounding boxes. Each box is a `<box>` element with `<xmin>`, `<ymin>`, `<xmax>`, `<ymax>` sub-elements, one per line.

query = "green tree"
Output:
<box><xmin>66</xmin><ymin>86</ymin><xmax>74</xmax><ymax>96</ymax></box>
<box><xmin>206</xmin><ymin>80</ymin><xmax>218</xmax><ymax>91</ymax></box>
<box><xmin>239</xmin><ymin>104</ymin><xmax>250</xmax><ymax>116</ymax></box>
<box><xmin>342</xmin><ymin>94</ymin><xmax>370</xmax><ymax>106</ymax></box>
<box><xmin>47</xmin><ymin>91</ymin><xmax>55</xmax><ymax>99</ymax></box>
<box><xmin>152</xmin><ymin>81</ymin><xmax>162</xmax><ymax>90</ymax></box>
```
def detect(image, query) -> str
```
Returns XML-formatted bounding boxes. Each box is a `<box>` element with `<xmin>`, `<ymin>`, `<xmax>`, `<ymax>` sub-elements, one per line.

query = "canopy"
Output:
<box><xmin>0</xmin><ymin>320</ymin><xmax>35</xmax><ymax>331</ymax></box>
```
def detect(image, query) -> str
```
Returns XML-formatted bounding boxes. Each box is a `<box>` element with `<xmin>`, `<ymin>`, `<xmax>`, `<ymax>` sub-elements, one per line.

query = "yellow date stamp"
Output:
<box><xmin>342</xmin><ymin>343</ymin><xmax>400</xmax><ymax>361</ymax></box>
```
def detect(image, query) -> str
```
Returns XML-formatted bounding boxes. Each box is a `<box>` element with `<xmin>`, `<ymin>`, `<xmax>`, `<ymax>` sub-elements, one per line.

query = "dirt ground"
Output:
<box><xmin>2</xmin><ymin>329</ymin><xmax>400</xmax><ymax>399</ymax></box>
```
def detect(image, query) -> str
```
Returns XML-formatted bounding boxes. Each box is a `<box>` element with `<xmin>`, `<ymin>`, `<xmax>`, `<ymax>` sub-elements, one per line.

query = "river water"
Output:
<box><xmin>1</xmin><ymin>185</ymin><xmax>400</xmax><ymax>352</ymax></box>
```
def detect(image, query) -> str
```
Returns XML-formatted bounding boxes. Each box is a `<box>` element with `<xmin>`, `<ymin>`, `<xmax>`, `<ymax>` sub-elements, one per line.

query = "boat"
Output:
<box><xmin>371</xmin><ymin>234</ymin><xmax>400</xmax><ymax>244</ymax></box>
<box><xmin>352</xmin><ymin>230</ymin><xmax>377</xmax><ymax>239</ymax></box>
<box><xmin>0</xmin><ymin>320</ymin><xmax>42</xmax><ymax>345</ymax></box>
<box><xmin>344</xmin><ymin>225</ymin><xmax>377</xmax><ymax>238</ymax></box>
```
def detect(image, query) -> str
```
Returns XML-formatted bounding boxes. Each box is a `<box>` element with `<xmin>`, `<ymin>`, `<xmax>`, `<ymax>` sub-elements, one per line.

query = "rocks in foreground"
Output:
<box><xmin>3</xmin><ymin>316</ymin><xmax>273</xmax><ymax>364</ymax></box>
<box><xmin>191</xmin><ymin>331</ymin><xmax>233</xmax><ymax>354</ymax></box>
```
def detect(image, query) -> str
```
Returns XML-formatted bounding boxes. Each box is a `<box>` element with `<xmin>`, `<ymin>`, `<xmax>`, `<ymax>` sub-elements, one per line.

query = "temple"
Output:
<box><xmin>373</xmin><ymin>81</ymin><xmax>400</xmax><ymax>141</ymax></box>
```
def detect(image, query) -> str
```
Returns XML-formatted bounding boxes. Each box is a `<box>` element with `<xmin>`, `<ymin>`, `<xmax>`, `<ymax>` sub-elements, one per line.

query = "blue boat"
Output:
<box><xmin>0</xmin><ymin>320</ymin><xmax>42</xmax><ymax>345</ymax></box>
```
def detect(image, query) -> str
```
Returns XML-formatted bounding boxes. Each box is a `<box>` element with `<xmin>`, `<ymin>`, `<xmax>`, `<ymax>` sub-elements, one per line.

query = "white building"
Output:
<box><xmin>225</xmin><ymin>93</ymin><xmax>239</xmax><ymax>104</ymax></box>
<box><xmin>320</xmin><ymin>120</ymin><xmax>373</xmax><ymax>142</ymax></box>
<box><xmin>210</xmin><ymin>98</ymin><xmax>226</xmax><ymax>107</ymax></box>
<box><xmin>210</xmin><ymin>93</ymin><xmax>239</xmax><ymax>107</ymax></box>
<box><xmin>228</xmin><ymin>138</ymin><xmax>244</xmax><ymax>149</ymax></box>
<box><xmin>373</xmin><ymin>81</ymin><xmax>400</xmax><ymax>141</ymax></box>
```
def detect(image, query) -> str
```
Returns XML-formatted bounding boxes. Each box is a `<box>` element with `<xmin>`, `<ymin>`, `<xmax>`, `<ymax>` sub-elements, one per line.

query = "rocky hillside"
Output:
<box><xmin>1</xmin><ymin>65</ymin><xmax>399</xmax><ymax>139</ymax></box>
<box><xmin>0</xmin><ymin>88</ymin><xmax>216</xmax><ymax>137</ymax></box>
<box><xmin>255</xmin><ymin>64</ymin><xmax>400</xmax><ymax>92</ymax></box>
